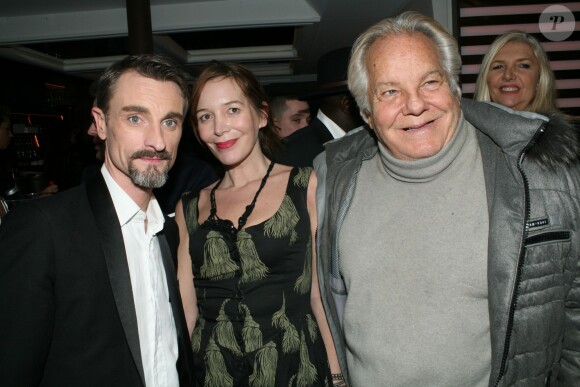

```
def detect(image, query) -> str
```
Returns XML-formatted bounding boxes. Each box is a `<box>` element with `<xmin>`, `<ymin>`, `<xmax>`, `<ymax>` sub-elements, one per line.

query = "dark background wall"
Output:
<box><xmin>1</xmin><ymin>57</ymin><xmax>96</xmax><ymax>190</ymax></box>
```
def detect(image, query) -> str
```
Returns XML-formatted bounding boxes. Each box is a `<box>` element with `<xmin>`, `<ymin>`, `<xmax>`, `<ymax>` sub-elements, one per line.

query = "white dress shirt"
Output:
<box><xmin>101</xmin><ymin>165</ymin><xmax>179</xmax><ymax>387</ymax></box>
<box><xmin>317</xmin><ymin>109</ymin><xmax>346</xmax><ymax>139</ymax></box>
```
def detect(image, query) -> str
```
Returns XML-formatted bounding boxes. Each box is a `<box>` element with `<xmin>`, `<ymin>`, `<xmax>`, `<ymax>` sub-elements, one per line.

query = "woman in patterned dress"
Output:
<box><xmin>174</xmin><ymin>62</ymin><xmax>344</xmax><ymax>387</ymax></box>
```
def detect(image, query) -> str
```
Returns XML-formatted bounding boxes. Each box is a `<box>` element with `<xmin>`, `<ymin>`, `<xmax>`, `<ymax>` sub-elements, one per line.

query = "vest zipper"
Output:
<box><xmin>494</xmin><ymin>121</ymin><xmax>547</xmax><ymax>386</ymax></box>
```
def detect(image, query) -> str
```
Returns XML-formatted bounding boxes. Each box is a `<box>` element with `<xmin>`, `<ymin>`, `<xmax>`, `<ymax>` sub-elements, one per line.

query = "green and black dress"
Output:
<box><xmin>183</xmin><ymin>165</ymin><xmax>332</xmax><ymax>387</ymax></box>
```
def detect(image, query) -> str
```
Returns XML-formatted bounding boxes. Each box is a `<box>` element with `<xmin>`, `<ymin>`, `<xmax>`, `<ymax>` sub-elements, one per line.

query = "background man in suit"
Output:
<box><xmin>275</xmin><ymin>47</ymin><xmax>364</xmax><ymax>167</ymax></box>
<box><xmin>0</xmin><ymin>54</ymin><xmax>195</xmax><ymax>386</ymax></box>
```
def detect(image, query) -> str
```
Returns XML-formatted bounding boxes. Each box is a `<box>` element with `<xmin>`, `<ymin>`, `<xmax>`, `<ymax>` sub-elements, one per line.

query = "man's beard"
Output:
<box><xmin>128</xmin><ymin>149</ymin><xmax>172</xmax><ymax>188</ymax></box>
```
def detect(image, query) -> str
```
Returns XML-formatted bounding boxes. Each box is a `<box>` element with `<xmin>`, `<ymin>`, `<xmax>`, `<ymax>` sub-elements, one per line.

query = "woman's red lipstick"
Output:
<box><xmin>216</xmin><ymin>139</ymin><xmax>237</xmax><ymax>149</ymax></box>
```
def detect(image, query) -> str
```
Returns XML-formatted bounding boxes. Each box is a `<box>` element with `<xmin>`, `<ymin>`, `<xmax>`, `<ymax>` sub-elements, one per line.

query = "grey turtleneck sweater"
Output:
<box><xmin>339</xmin><ymin>115</ymin><xmax>491</xmax><ymax>386</ymax></box>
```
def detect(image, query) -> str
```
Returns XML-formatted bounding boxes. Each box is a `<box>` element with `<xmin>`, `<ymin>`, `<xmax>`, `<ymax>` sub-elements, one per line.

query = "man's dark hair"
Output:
<box><xmin>270</xmin><ymin>95</ymin><xmax>301</xmax><ymax>121</ymax></box>
<box><xmin>95</xmin><ymin>54</ymin><xmax>190</xmax><ymax>116</ymax></box>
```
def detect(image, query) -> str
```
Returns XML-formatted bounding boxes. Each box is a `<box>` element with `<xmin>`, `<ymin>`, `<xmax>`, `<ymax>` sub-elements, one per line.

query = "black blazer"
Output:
<box><xmin>274</xmin><ymin>117</ymin><xmax>334</xmax><ymax>167</ymax></box>
<box><xmin>0</xmin><ymin>173</ymin><xmax>194</xmax><ymax>387</ymax></box>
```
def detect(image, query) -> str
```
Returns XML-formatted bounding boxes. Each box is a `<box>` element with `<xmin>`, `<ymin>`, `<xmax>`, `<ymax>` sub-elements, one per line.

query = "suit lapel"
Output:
<box><xmin>86</xmin><ymin>174</ymin><xmax>146</xmax><ymax>386</ymax></box>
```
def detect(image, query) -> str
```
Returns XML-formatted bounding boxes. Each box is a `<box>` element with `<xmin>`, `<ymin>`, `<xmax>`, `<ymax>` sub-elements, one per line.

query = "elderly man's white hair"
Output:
<box><xmin>348</xmin><ymin>11</ymin><xmax>462</xmax><ymax>123</ymax></box>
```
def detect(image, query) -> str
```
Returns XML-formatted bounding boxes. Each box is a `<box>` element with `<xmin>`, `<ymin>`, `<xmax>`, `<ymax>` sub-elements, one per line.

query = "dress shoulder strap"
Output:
<box><xmin>284</xmin><ymin>166</ymin><xmax>313</xmax><ymax>205</ymax></box>
<box><xmin>289</xmin><ymin>166</ymin><xmax>313</xmax><ymax>190</ymax></box>
<box><xmin>181</xmin><ymin>191</ymin><xmax>200</xmax><ymax>235</ymax></box>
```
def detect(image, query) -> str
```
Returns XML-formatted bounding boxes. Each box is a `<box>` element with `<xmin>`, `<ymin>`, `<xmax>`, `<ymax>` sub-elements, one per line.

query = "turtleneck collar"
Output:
<box><xmin>378</xmin><ymin>112</ymin><xmax>468</xmax><ymax>182</ymax></box>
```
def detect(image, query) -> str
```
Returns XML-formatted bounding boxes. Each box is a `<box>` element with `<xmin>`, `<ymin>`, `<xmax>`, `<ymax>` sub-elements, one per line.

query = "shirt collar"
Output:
<box><xmin>317</xmin><ymin>109</ymin><xmax>346</xmax><ymax>139</ymax></box>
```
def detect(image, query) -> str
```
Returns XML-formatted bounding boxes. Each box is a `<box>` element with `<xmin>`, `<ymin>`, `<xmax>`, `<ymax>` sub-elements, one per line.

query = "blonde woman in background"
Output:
<box><xmin>474</xmin><ymin>30</ymin><xmax>558</xmax><ymax>113</ymax></box>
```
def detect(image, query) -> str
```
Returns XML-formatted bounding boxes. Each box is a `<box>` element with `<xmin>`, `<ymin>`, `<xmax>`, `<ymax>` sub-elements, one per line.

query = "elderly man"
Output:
<box><xmin>315</xmin><ymin>11</ymin><xmax>580</xmax><ymax>387</ymax></box>
<box><xmin>0</xmin><ymin>54</ymin><xmax>195</xmax><ymax>386</ymax></box>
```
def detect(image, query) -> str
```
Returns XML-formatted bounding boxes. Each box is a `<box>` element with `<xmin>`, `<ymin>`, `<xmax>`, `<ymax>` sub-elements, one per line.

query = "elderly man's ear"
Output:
<box><xmin>364</xmin><ymin>110</ymin><xmax>375</xmax><ymax>129</ymax></box>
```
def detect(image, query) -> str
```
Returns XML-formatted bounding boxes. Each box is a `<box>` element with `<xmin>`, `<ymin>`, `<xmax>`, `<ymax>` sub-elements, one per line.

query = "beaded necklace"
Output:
<box><xmin>203</xmin><ymin>160</ymin><xmax>275</xmax><ymax>236</ymax></box>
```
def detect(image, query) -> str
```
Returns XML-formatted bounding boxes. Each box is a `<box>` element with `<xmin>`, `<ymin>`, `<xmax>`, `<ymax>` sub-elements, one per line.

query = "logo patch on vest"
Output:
<box><xmin>526</xmin><ymin>217</ymin><xmax>549</xmax><ymax>229</ymax></box>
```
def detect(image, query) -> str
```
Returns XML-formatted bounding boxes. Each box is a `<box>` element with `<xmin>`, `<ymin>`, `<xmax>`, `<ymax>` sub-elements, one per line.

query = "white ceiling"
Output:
<box><xmin>0</xmin><ymin>0</ymin><xmax>443</xmax><ymax>87</ymax></box>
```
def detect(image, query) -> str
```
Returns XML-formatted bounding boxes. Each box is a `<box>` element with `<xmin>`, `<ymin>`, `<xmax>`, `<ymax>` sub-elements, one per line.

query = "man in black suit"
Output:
<box><xmin>275</xmin><ymin>47</ymin><xmax>364</xmax><ymax>167</ymax></box>
<box><xmin>0</xmin><ymin>54</ymin><xmax>195</xmax><ymax>386</ymax></box>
